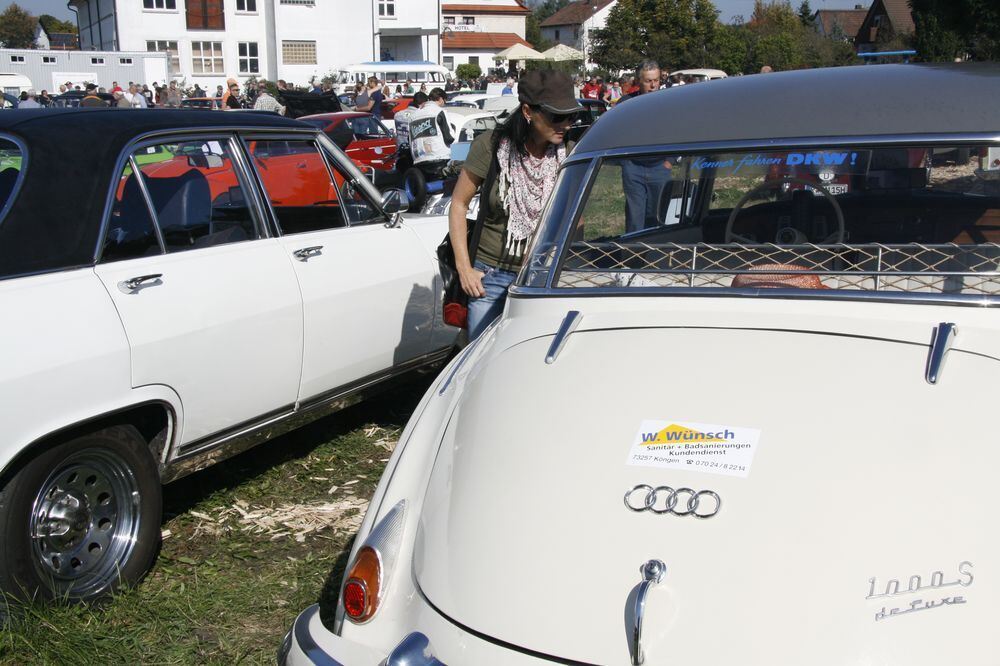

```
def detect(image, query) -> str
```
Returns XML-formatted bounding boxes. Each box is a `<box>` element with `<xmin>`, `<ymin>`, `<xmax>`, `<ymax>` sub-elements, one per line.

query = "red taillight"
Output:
<box><xmin>343</xmin><ymin>546</ymin><xmax>381</xmax><ymax>622</ymax></box>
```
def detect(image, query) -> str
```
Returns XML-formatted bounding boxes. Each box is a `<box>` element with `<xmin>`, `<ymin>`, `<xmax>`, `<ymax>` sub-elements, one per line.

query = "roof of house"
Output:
<box><xmin>540</xmin><ymin>0</ymin><xmax>615</xmax><ymax>28</ymax></box>
<box><xmin>871</xmin><ymin>0</ymin><xmax>916</xmax><ymax>34</ymax></box>
<box><xmin>814</xmin><ymin>9</ymin><xmax>867</xmax><ymax>37</ymax></box>
<box><xmin>442</xmin><ymin>3</ymin><xmax>530</xmax><ymax>15</ymax></box>
<box><xmin>442</xmin><ymin>32</ymin><xmax>532</xmax><ymax>50</ymax></box>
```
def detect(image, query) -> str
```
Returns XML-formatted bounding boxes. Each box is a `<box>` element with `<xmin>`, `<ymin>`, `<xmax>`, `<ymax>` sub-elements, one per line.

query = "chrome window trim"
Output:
<box><xmin>93</xmin><ymin>125</ymin><xmax>316</xmax><ymax>264</ymax></box>
<box><xmin>128</xmin><ymin>154</ymin><xmax>167</xmax><ymax>254</ymax></box>
<box><xmin>0</xmin><ymin>132</ymin><xmax>28</xmax><ymax>229</ymax></box>
<box><xmin>238</xmin><ymin>133</ymin><xmax>352</xmax><ymax>234</ymax></box>
<box><xmin>508</xmin><ymin>284</ymin><xmax>1000</xmax><ymax>308</ymax></box>
<box><xmin>547</xmin><ymin>157</ymin><xmax>598</xmax><ymax>290</ymax></box>
<box><xmin>314</xmin><ymin>131</ymin><xmax>391</xmax><ymax>227</ymax></box>
<box><xmin>562</xmin><ymin>132</ymin><xmax>1000</xmax><ymax>166</ymax></box>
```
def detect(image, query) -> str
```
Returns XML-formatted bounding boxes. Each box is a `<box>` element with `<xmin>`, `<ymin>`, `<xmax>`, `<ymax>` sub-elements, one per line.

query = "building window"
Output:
<box><xmin>186</xmin><ymin>0</ymin><xmax>225</xmax><ymax>30</ymax></box>
<box><xmin>119</xmin><ymin>57</ymin><xmax>133</xmax><ymax>65</ymax></box>
<box><xmin>192</xmin><ymin>41</ymin><xmax>224</xmax><ymax>73</ymax></box>
<box><xmin>9</xmin><ymin>55</ymin><xmax>24</xmax><ymax>63</ymax></box>
<box><xmin>443</xmin><ymin>16</ymin><xmax>455</xmax><ymax>24</ymax></box>
<box><xmin>91</xmin><ymin>57</ymin><xmax>105</xmax><ymax>65</ymax></box>
<box><xmin>43</xmin><ymin>56</ymin><xmax>56</xmax><ymax>63</ymax></box>
<box><xmin>443</xmin><ymin>56</ymin><xmax>454</xmax><ymax>70</ymax></box>
<box><xmin>468</xmin><ymin>55</ymin><xmax>479</xmax><ymax>66</ymax></box>
<box><xmin>147</xmin><ymin>40</ymin><xmax>180</xmax><ymax>75</ymax></box>
<box><xmin>238</xmin><ymin>42</ymin><xmax>259</xmax><ymax>73</ymax></box>
<box><xmin>462</xmin><ymin>16</ymin><xmax>474</xmax><ymax>24</ymax></box>
<box><xmin>282</xmin><ymin>40</ymin><xmax>316</xmax><ymax>64</ymax></box>
<box><xmin>143</xmin><ymin>0</ymin><xmax>177</xmax><ymax>8</ymax></box>
<box><xmin>378</xmin><ymin>0</ymin><xmax>394</xmax><ymax>17</ymax></box>
<box><xmin>554</xmin><ymin>29</ymin><xmax>560</xmax><ymax>40</ymax></box>
<box><xmin>236</xmin><ymin>0</ymin><xmax>256</xmax><ymax>10</ymax></box>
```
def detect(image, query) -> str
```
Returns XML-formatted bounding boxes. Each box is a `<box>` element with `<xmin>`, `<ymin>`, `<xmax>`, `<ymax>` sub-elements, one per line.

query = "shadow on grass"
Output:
<box><xmin>161</xmin><ymin>375</ymin><xmax>434</xmax><ymax>520</ymax></box>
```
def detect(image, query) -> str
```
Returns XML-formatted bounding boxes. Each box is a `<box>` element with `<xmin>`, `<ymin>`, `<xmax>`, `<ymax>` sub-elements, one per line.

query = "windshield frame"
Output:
<box><xmin>513</xmin><ymin>132</ymin><xmax>1000</xmax><ymax>308</ymax></box>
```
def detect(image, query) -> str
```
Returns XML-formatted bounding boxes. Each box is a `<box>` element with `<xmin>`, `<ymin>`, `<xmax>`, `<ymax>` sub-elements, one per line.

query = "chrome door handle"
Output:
<box><xmin>119</xmin><ymin>273</ymin><xmax>163</xmax><ymax>293</ymax></box>
<box><xmin>293</xmin><ymin>246</ymin><xmax>323</xmax><ymax>261</ymax></box>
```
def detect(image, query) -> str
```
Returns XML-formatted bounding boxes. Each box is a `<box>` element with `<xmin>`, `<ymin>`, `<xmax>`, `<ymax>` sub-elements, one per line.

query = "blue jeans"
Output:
<box><xmin>622</xmin><ymin>157</ymin><xmax>673</xmax><ymax>233</ymax></box>
<box><xmin>468</xmin><ymin>260</ymin><xmax>516</xmax><ymax>341</ymax></box>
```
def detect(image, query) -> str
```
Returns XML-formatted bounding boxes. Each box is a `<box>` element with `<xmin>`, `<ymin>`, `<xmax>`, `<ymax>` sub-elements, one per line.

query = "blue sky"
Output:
<box><xmin>7</xmin><ymin>0</ymin><xmax>868</xmax><ymax>25</ymax></box>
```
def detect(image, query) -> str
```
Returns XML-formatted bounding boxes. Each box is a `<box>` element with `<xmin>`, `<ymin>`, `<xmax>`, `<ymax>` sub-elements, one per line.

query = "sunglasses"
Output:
<box><xmin>534</xmin><ymin>107</ymin><xmax>575</xmax><ymax>124</ymax></box>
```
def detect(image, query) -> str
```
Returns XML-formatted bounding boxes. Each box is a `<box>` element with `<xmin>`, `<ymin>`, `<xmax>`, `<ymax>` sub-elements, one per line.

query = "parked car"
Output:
<box><xmin>50</xmin><ymin>90</ymin><xmax>116</xmax><ymax>108</ymax></box>
<box><xmin>178</xmin><ymin>97</ymin><xmax>219</xmax><ymax>110</ymax></box>
<box><xmin>567</xmin><ymin>97</ymin><xmax>608</xmax><ymax>143</ymax></box>
<box><xmin>281</xmin><ymin>64</ymin><xmax>1000</xmax><ymax>664</ymax></box>
<box><xmin>300</xmin><ymin>112</ymin><xmax>399</xmax><ymax>187</ymax></box>
<box><xmin>0</xmin><ymin>108</ymin><xmax>457</xmax><ymax>603</ymax></box>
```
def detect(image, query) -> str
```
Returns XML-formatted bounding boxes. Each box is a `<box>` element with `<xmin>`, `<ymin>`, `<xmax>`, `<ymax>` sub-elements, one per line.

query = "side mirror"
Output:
<box><xmin>381</xmin><ymin>188</ymin><xmax>411</xmax><ymax>214</ymax></box>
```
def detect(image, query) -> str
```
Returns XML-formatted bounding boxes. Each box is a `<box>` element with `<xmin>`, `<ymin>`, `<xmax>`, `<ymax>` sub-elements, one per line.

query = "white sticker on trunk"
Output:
<box><xmin>626</xmin><ymin>420</ymin><xmax>761</xmax><ymax>478</ymax></box>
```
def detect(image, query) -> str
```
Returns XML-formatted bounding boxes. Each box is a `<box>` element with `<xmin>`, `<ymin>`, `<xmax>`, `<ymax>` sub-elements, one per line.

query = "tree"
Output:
<box><xmin>0</xmin><ymin>4</ymin><xmax>38</xmax><ymax>49</ymax></box>
<box><xmin>39</xmin><ymin>14</ymin><xmax>77</xmax><ymax>34</ymax></box>
<box><xmin>590</xmin><ymin>0</ymin><xmax>720</xmax><ymax>73</ymax></box>
<box><xmin>910</xmin><ymin>0</ymin><xmax>1000</xmax><ymax>61</ymax></box>
<box><xmin>455</xmin><ymin>63</ymin><xmax>482</xmax><ymax>80</ymax></box>
<box><xmin>797</xmin><ymin>0</ymin><xmax>813</xmax><ymax>27</ymax></box>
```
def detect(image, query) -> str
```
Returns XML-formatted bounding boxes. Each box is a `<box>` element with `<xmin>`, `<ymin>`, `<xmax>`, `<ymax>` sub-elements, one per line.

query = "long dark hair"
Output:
<box><xmin>491</xmin><ymin>105</ymin><xmax>531</xmax><ymax>156</ymax></box>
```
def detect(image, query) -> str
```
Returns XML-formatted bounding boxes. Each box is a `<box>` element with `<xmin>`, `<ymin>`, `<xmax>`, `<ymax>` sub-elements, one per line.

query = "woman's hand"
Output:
<box><xmin>458</xmin><ymin>265</ymin><xmax>485</xmax><ymax>298</ymax></box>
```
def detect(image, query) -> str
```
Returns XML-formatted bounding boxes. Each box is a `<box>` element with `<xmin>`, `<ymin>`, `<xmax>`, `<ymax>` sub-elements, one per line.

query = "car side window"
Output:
<box><xmin>250</xmin><ymin>139</ymin><xmax>347</xmax><ymax>234</ymax></box>
<box><xmin>135</xmin><ymin>140</ymin><xmax>260</xmax><ymax>254</ymax></box>
<box><xmin>103</xmin><ymin>160</ymin><xmax>163</xmax><ymax>262</ymax></box>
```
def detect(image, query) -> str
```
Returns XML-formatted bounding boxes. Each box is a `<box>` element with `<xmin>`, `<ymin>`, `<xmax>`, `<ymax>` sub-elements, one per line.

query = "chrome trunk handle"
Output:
<box><xmin>632</xmin><ymin>559</ymin><xmax>667</xmax><ymax>665</ymax></box>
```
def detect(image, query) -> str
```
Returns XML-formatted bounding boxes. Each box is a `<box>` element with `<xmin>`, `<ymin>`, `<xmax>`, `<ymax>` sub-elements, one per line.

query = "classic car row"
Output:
<box><xmin>0</xmin><ymin>108</ymin><xmax>455</xmax><ymax>602</ymax></box>
<box><xmin>280</xmin><ymin>64</ymin><xmax>1000</xmax><ymax>665</ymax></box>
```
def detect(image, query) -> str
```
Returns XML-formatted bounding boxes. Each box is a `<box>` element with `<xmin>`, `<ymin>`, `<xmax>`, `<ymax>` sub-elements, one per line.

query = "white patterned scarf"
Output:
<box><xmin>496</xmin><ymin>137</ymin><xmax>566</xmax><ymax>249</ymax></box>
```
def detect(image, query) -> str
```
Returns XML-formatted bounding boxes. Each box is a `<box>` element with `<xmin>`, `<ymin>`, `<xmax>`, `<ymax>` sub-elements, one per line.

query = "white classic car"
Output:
<box><xmin>282</xmin><ymin>63</ymin><xmax>1000</xmax><ymax>664</ymax></box>
<box><xmin>0</xmin><ymin>109</ymin><xmax>455</xmax><ymax>602</ymax></box>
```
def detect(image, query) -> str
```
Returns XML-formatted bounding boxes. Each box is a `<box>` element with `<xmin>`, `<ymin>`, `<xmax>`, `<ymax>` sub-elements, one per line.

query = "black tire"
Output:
<box><xmin>0</xmin><ymin>425</ymin><xmax>162</xmax><ymax>602</ymax></box>
<box><xmin>403</xmin><ymin>167</ymin><xmax>428</xmax><ymax>210</ymax></box>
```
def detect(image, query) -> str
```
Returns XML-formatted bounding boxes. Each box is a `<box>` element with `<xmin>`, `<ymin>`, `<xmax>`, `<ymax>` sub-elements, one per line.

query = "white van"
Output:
<box><xmin>329</xmin><ymin>61</ymin><xmax>448</xmax><ymax>94</ymax></box>
<box><xmin>0</xmin><ymin>73</ymin><xmax>33</xmax><ymax>97</ymax></box>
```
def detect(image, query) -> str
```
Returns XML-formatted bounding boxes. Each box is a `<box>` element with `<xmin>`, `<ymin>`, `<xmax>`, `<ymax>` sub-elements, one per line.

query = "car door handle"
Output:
<box><xmin>293</xmin><ymin>246</ymin><xmax>323</xmax><ymax>261</ymax></box>
<box><xmin>118</xmin><ymin>273</ymin><xmax>163</xmax><ymax>293</ymax></box>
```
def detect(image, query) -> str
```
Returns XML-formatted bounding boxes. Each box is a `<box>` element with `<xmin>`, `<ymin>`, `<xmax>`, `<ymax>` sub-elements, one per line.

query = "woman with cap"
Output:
<box><xmin>448</xmin><ymin>69</ymin><xmax>580</xmax><ymax>340</ymax></box>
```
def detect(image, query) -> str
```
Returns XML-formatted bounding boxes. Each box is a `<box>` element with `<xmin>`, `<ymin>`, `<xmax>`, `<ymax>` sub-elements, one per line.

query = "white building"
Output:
<box><xmin>68</xmin><ymin>0</ymin><xmax>441</xmax><ymax>90</ymax></box>
<box><xmin>539</xmin><ymin>0</ymin><xmax>615</xmax><ymax>70</ymax></box>
<box><xmin>441</xmin><ymin>0</ymin><xmax>530</xmax><ymax>73</ymax></box>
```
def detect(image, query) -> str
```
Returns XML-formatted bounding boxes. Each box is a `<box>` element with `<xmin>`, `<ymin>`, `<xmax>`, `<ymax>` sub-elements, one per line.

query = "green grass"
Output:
<box><xmin>0</xmin><ymin>379</ymin><xmax>430</xmax><ymax>665</ymax></box>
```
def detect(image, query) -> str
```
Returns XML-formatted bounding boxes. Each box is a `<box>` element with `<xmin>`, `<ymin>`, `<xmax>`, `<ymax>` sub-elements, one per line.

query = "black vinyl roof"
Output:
<box><xmin>575</xmin><ymin>63</ymin><xmax>1000</xmax><ymax>155</ymax></box>
<box><xmin>0</xmin><ymin>109</ymin><xmax>311</xmax><ymax>280</ymax></box>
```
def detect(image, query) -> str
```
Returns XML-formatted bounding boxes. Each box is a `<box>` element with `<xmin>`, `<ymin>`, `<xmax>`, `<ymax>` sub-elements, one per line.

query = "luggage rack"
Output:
<box><xmin>555</xmin><ymin>242</ymin><xmax>1000</xmax><ymax>295</ymax></box>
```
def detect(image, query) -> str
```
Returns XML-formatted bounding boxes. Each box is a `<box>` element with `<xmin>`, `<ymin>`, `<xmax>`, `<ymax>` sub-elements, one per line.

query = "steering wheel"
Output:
<box><xmin>725</xmin><ymin>176</ymin><xmax>845</xmax><ymax>244</ymax></box>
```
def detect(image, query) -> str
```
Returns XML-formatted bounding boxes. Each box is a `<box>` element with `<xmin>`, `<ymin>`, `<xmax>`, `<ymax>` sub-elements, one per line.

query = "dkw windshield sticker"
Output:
<box><xmin>868</xmin><ymin>562</ymin><xmax>974</xmax><ymax>622</ymax></box>
<box><xmin>626</xmin><ymin>421</ymin><xmax>761</xmax><ymax>478</ymax></box>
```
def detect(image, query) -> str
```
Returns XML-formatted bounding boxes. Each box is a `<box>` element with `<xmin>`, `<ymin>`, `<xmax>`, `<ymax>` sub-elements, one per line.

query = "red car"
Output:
<box><xmin>300</xmin><ymin>112</ymin><xmax>398</xmax><ymax>185</ymax></box>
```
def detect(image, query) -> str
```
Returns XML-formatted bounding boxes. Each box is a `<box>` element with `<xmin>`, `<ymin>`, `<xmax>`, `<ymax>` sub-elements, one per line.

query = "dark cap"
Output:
<box><xmin>518</xmin><ymin>70</ymin><xmax>581</xmax><ymax>115</ymax></box>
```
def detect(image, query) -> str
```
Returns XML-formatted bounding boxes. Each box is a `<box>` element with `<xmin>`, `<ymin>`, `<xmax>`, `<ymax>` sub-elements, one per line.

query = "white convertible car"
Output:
<box><xmin>0</xmin><ymin>109</ymin><xmax>455</xmax><ymax>602</ymax></box>
<box><xmin>283</xmin><ymin>63</ymin><xmax>1000</xmax><ymax>664</ymax></box>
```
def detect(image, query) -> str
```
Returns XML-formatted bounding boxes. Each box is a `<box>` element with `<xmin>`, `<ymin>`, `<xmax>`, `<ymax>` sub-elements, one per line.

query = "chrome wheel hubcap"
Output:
<box><xmin>30</xmin><ymin>450</ymin><xmax>141</xmax><ymax>597</ymax></box>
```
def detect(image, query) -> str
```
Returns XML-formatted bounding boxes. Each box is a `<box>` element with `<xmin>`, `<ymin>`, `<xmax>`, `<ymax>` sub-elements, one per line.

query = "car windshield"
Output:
<box><xmin>0</xmin><ymin>138</ymin><xmax>24</xmax><ymax>221</ymax></box>
<box><xmin>522</xmin><ymin>143</ymin><xmax>1000</xmax><ymax>298</ymax></box>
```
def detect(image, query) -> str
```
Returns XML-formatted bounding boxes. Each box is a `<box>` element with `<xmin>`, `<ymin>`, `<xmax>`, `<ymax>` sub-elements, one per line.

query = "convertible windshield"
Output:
<box><xmin>523</xmin><ymin>144</ymin><xmax>1000</xmax><ymax>296</ymax></box>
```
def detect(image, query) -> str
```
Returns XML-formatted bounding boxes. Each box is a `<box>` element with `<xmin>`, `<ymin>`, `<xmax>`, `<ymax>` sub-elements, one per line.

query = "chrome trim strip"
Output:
<box><xmin>547</xmin><ymin>159</ymin><xmax>599</xmax><ymax>290</ymax></box>
<box><xmin>129</xmin><ymin>154</ymin><xmax>166</xmax><ymax>254</ymax></box>
<box><xmin>925</xmin><ymin>322</ymin><xmax>957</xmax><ymax>385</ymax></box>
<box><xmin>508</xmin><ymin>285</ymin><xmax>1000</xmax><ymax>308</ymax></box>
<box><xmin>632</xmin><ymin>560</ymin><xmax>667</xmax><ymax>666</ymax></box>
<box><xmin>161</xmin><ymin>347</ymin><xmax>453</xmax><ymax>484</ymax></box>
<box><xmin>385</xmin><ymin>632</ymin><xmax>446</xmax><ymax>666</ymax></box>
<box><xmin>0</xmin><ymin>132</ymin><xmax>29</xmax><ymax>229</ymax></box>
<box><xmin>545</xmin><ymin>310</ymin><xmax>582</xmax><ymax>364</ymax></box>
<box><xmin>292</xmin><ymin>605</ymin><xmax>345</xmax><ymax>666</ymax></box>
<box><xmin>564</xmin><ymin>133</ymin><xmax>1000</xmax><ymax>166</ymax></box>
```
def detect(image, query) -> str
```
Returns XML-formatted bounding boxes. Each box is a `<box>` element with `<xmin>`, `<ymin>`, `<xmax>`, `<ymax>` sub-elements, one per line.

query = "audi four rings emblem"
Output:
<box><xmin>624</xmin><ymin>484</ymin><xmax>722</xmax><ymax>519</ymax></box>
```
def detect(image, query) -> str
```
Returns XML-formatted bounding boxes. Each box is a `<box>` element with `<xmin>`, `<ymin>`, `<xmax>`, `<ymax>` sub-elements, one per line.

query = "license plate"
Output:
<box><xmin>818</xmin><ymin>184</ymin><xmax>849</xmax><ymax>195</ymax></box>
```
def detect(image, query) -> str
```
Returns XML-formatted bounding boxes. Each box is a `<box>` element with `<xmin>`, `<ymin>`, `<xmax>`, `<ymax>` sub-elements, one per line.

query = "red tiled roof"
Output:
<box><xmin>881</xmin><ymin>0</ymin><xmax>915</xmax><ymax>34</ymax></box>
<box><xmin>443</xmin><ymin>31</ymin><xmax>532</xmax><ymax>49</ymax></box>
<box><xmin>443</xmin><ymin>3</ymin><xmax>530</xmax><ymax>14</ymax></box>
<box><xmin>814</xmin><ymin>9</ymin><xmax>867</xmax><ymax>37</ymax></box>
<box><xmin>540</xmin><ymin>0</ymin><xmax>615</xmax><ymax>27</ymax></box>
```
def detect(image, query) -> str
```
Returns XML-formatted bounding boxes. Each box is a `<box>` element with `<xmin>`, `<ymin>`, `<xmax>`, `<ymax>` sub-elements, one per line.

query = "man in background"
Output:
<box><xmin>19</xmin><ymin>90</ymin><xmax>40</xmax><ymax>109</ymax></box>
